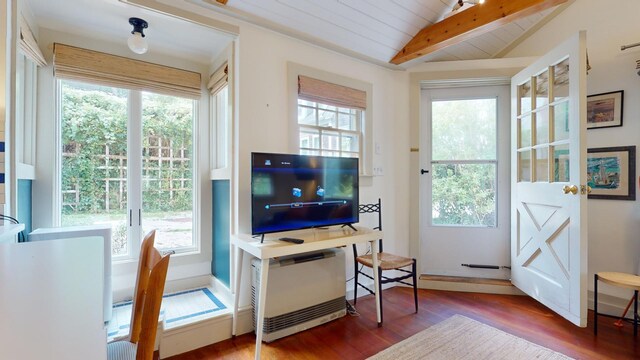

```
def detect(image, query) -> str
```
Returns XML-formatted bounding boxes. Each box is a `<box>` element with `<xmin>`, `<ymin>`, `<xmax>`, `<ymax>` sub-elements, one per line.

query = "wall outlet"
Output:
<box><xmin>375</xmin><ymin>142</ymin><xmax>382</xmax><ymax>155</ymax></box>
<box><xmin>373</xmin><ymin>166</ymin><xmax>384</xmax><ymax>176</ymax></box>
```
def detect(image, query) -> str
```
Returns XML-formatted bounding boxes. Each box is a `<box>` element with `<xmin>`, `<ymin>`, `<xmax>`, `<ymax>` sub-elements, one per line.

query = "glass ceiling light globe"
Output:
<box><xmin>128</xmin><ymin>32</ymin><xmax>148</xmax><ymax>54</ymax></box>
<box><xmin>127</xmin><ymin>17</ymin><xmax>149</xmax><ymax>54</ymax></box>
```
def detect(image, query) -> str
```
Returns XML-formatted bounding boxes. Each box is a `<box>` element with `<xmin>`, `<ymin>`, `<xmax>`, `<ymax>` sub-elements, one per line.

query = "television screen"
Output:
<box><xmin>251</xmin><ymin>152</ymin><xmax>359</xmax><ymax>235</ymax></box>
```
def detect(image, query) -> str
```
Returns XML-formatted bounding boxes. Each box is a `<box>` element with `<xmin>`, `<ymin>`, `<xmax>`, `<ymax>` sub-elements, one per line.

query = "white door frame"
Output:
<box><xmin>419</xmin><ymin>84</ymin><xmax>511</xmax><ymax>280</ymax></box>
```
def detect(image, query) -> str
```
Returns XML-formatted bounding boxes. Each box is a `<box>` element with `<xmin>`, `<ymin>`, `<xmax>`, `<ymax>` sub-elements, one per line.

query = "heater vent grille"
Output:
<box><xmin>251</xmin><ymin>293</ymin><xmax>345</xmax><ymax>334</ymax></box>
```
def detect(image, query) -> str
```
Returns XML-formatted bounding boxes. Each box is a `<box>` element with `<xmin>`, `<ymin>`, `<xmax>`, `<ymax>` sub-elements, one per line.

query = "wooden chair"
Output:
<box><xmin>107</xmin><ymin>230</ymin><xmax>171</xmax><ymax>360</ymax></box>
<box><xmin>352</xmin><ymin>198</ymin><xmax>418</xmax><ymax>324</ymax></box>
<box><xmin>594</xmin><ymin>272</ymin><xmax>640</xmax><ymax>336</ymax></box>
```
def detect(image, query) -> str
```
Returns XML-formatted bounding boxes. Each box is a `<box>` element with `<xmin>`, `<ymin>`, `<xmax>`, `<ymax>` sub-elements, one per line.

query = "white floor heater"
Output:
<box><xmin>251</xmin><ymin>248</ymin><xmax>346</xmax><ymax>342</ymax></box>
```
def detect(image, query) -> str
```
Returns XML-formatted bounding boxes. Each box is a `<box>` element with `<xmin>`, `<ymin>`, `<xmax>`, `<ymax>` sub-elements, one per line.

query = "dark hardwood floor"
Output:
<box><xmin>166</xmin><ymin>287</ymin><xmax>640</xmax><ymax>359</ymax></box>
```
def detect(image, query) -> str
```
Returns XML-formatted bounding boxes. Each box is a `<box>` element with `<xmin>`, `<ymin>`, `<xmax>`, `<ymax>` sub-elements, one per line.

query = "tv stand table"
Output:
<box><xmin>231</xmin><ymin>226</ymin><xmax>383</xmax><ymax>360</ymax></box>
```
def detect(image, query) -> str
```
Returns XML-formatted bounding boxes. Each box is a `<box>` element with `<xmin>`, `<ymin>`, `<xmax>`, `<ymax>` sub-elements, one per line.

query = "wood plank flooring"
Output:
<box><xmin>166</xmin><ymin>287</ymin><xmax>640</xmax><ymax>359</ymax></box>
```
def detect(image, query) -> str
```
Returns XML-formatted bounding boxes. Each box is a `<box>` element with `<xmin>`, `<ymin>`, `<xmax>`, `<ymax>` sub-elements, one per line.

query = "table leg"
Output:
<box><xmin>254</xmin><ymin>258</ymin><xmax>270</xmax><ymax>359</ymax></box>
<box><xmin>232</xmin><ymin>246</ymin><xmax>243</xmax><ymax>336</ymax></box>
<box><xmin>594</xmin><ymin>274</ymin><xmax>598</xmax><ymax>335</ymax></box>
<box><xmin>370</xmin><ymin>240</ymin><xmax>382</xmax><ymax>326</ymax></box>
<box><xmin>634</xmin><ymin>290</ymin><xmax>638</xmax><ymax>337</ymax></box>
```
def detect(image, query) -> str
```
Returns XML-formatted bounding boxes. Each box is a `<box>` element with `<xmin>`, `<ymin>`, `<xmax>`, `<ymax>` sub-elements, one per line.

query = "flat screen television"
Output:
<box><xmin>251</xmin><ymin>152</ymin><xmax>359</xmax><ymax>235</ymax></box>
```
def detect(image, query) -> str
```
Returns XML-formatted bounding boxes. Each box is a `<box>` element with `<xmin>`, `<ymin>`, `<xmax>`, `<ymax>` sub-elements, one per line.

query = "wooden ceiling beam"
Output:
<box><xmin>390</xmin><ymin>0</ymin><xmax>568</xmax><ymax>65</ymax></box>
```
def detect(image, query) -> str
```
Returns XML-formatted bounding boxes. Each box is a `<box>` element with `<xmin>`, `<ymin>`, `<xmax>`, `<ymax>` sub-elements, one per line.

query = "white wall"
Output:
<box><xmin>507</xmin><ymin>0</ymin><xmax>640</xmax><ymax>303</ymax></box>
<box><xmin>232</xmin><ymin>22</ymin><xmax>411</xmax><ymax>305</ymax></box>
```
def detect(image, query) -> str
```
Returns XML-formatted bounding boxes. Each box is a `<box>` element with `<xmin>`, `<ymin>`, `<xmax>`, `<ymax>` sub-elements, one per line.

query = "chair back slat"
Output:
<box><xmin>129</xmin><ymin>230</ymin><xmax>156</xmax><ymax>343</ymax></box>
<box><xmin>358</xmin><ymin>198</ymin><xmax>383</xmax><ymax>253</ymax></box>
<box><xmin>126</xmin><ymin>230</ymin><xmax>171</xmax><ymax>360</ymax></box>
<box><xmin>136</xmin><ymin>254</ymin><xmax>170</xmax><ymax>360</ymax></box>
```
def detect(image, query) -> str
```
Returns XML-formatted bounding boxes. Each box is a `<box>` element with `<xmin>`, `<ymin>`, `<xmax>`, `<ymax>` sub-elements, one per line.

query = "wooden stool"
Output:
<box><xmin>594</xmin><ymin>272</ymin><xmax>640</xmax><ymax>336</ymax></box>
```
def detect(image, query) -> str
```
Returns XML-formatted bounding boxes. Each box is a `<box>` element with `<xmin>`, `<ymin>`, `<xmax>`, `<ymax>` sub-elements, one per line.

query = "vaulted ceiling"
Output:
<box><xmin>26</xmin><ymin>0</ymin><xmax>570</xmax><ymax>69</ymax></box>
<box><xmin>189</xmin><ymin>0</ymin><xmax>570</xmax><ymax>68</ymax></box>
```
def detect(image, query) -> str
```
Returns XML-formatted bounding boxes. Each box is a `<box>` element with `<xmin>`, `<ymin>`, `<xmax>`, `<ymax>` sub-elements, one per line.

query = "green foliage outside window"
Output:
<box><xmin>431</xmin><ymin>98</ymin><xmax>497</xmax><ymax>227</ymax></box>
<box><xmin>432</xmin><ymin>163</ymin><xmax>496</xmax><ymax>227</ymax></box>
<box><xmin>61</xmin><ymin>82</ymin><xmax>193</xmax><ymax>215</ymax></box>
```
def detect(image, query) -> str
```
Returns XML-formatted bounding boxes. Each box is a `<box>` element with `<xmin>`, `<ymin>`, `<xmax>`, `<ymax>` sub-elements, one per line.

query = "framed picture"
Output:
<box><xmin>587</xmin><ymin>146</ymin><xmax>635</xmax><ymax>200</ymax></box>
<box><xmin>587</xmin><ymin>90</ymin><xmax>623</xmax><ymax>129</ymax></box>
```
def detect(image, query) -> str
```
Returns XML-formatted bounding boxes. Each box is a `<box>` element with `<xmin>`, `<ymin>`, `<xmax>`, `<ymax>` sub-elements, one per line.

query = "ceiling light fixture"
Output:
<box><xmin>128</xmin><ymin>17</ymin><xmax>148</xmax><ymax>55</ymax></box>
<box><xmin>444</xmin><ymin>0</ymin><xmax>484</xmax><ymax>19</ymax></box>
<box><xmin>451</xmin><ymin>0</ymin><xmax>485</xmax><ymax>12</ymax></box>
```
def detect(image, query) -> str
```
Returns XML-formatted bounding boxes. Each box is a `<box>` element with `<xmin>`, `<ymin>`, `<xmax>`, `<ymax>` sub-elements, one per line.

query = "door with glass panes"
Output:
<box><xmin>510</xmin><ymin>31</ymin><xmax>587</xmax><ymax>327</ymax></box>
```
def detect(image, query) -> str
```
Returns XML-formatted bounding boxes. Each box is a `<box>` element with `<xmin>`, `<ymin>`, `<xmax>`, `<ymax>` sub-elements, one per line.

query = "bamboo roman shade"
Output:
<box><xmin>208</xmin><ymin>63</ymin><xmax>228</xmax><ymax>95</ymax></box>
<box><xmin>19</xmin><ymin>15</ymin><xmax>46</xmax><ymax>67</ymax></box>
<box><xmin>52</xmin><ymin>43</ymin><xmax>202</xmax><ymax>99</ymax></box>
<box><xmin>298</xmin><ymin>75</ymin><xmax>366</xmax><ymax>110</ymax></box>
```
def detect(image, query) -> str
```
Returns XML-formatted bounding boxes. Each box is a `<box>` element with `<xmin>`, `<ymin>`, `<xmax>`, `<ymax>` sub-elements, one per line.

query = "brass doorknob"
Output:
<box><xmin>562</xmin><ymin>185</ymin><xmax>578</xmax><ymax>195</ymax></box>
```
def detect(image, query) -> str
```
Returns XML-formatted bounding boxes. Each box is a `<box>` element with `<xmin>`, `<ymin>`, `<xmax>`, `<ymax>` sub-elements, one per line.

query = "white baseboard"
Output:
<box><xmin>589</xmin><ymin>290</ymin><xmax>635</xmax><ymax>319</ymax></box>
<box><xmin>159</xmin><ymin>313</ymin><xmax>231</xmax><ymax>358</ymax></box>
<box><xmin>158</xmin><ymin>307</ymin><xmax>254</xmax><ymax>359</ymax></box>
<box><xmin>418</xmin><ymin>278</ymin><xmax>525</xmax><ymax>295</ymax></box>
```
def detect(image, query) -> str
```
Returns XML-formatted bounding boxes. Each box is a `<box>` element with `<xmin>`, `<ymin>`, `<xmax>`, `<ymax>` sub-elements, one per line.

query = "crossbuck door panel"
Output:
<box><xmin>516</xmin><ymin>187</ymin><xmax>572</xmax><ymax>310</ymax></box>
<box><xmin>511</xmin><ymin>31</ymin><xmax>587</xmax><ymax>327</ymax></box>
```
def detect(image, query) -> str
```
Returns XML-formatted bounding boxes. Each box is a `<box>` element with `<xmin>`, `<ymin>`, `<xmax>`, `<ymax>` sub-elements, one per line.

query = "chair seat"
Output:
<box><xmin>597</xmin><ymin>272</ymin><xmax>640</xmax><ymax>290</ymax></box>
<box><xmin>107</xmin><ymin>340</ymin><xmax>137</xmax><ymax>360</ymax></box>
<box><xmin>356</xmin><ymin>252</ymin><xmax>414</xmax><ymax>270</ymax></box>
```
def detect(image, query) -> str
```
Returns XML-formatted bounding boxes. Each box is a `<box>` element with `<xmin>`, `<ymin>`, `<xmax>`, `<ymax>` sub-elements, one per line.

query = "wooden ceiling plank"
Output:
<box><xmin>390</xmin><ymin>0</ymin><xmax>568</xmax><ymax>65</ymax></box>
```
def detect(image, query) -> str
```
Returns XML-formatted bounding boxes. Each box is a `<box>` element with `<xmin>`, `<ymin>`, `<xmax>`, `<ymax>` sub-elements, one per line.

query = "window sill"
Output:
<box><xmin>17</xmin><ymin>163</ymin><xmax>36</xmax><ymax>179</ymax></box>
<box><xmin>210</xmin><ymin>167</ymin><xmax>231</xmax><ymax>180</ymax></box>
<box><xmin>111</xmin><ymin>249</ymin><xmax>212</xmax><ymax>301</ymax></box>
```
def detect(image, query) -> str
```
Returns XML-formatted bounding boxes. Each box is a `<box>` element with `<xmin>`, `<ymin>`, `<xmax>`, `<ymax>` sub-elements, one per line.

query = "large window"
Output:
<box><xmin>297</xmin><ymin>99</ymin><xmax>362</xmax><ymax>159</ymax></box>
<box><xmin>60</xmin><ymin>80</ymin><xmax>195</xmax><ymax>258</ymax></box>
<box><xmin>430</xmin><ymin>98</ymin><xmax>498</xmax><ymax>227</ymax></box>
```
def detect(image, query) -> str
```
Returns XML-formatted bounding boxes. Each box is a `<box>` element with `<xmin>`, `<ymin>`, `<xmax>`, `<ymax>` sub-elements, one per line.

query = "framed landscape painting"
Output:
<box><xmin>587</xmin><ymin>146</ymin><xmax>635</xmax><ymax>200</ymax></box>
<box><xmin>586</xmin><ymin>90</ymin><xmax>623</xmax><ymax>129</ymax></box>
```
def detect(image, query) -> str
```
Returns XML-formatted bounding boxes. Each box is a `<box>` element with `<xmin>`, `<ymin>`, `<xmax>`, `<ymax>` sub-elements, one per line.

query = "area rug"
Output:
<box><xmin>368</xmin><ymin>314</ymin><xmax>573</xmax><ymax>360</ymax></box>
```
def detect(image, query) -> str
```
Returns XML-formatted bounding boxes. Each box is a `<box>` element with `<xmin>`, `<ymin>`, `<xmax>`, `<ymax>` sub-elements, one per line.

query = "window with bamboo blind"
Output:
<box><xmin>53</xmin><ymin>43</ymin><xmax>203</xmax><ymax>259</ymax></box>
<box><xmin>290</xmin><ymin>64</ymin><xmax>373</xmax><ymax>176</ymax></box>
<box><xmin>16</xmin><ymin>15</ymin><xmax>45</xmax><ymax>175</ymax></box>
<box><xmin>208</xmin><ymin>63</ymin><xmax>228</xmax><ymax>95</ymax></box>
<box><xmin>52</xmin><ymin>43</ymin><xmax>202</xmax><ymax>99</ymax></box>
<box><xmin>209</xmin><ymin>62</ymin><xmax>230</xmax><ymax>169</ymax></box>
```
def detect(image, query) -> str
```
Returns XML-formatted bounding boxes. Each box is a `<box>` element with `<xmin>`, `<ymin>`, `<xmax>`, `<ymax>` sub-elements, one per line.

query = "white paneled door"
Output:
<box><xmin>510</xmin><ymin>31</ymin><xmax>588</xmax><ymax>326</ymax></box>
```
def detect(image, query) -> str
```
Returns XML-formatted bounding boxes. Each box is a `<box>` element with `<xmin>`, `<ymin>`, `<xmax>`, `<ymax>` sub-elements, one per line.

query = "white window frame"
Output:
<box><xmin>297</xmin><ymin>100</ymin><xmax>362</xmax><ymax>160</ymax></box>
<box><xmin>287</xmin><ymin>62</ymin><xmax>373</xmax><ymax>176</ymax></box>
<box><xmin>15</xmin><ymin>52</ymin><xmax>37</xmax><ymax>179</ymax></box>
<box><xmin>57</xmin><ymin>79</ymin><xmax>200</xmax><ymax>262</ymax></box>
<box><xmin>211</xmin><ymin>85</ymin><xmax>229</xmax><ymax>171</ymax></box>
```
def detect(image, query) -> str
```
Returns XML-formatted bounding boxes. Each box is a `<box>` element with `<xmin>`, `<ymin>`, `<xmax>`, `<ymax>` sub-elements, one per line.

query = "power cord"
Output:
<box><xmin>346</xmin><ymin>300</ymin><xmax>360</xmax><ymax>316</ymax></box>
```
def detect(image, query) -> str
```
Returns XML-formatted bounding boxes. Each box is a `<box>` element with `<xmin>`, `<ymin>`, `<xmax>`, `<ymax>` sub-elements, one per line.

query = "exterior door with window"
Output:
<box><xmin>511</xmin><ymin>31</ymin><xmax>587</xmax><ymax>327</ymax></box>
<box><xmin>420</xmin><ymin>85</ymin><xmax>510</xmax><ymax>279</ymax></box>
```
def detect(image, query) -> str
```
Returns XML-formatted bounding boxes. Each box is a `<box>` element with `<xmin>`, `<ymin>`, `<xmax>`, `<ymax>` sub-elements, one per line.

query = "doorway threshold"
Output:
<box><xmin>419</xmin><ymin>275</ymin><xmax>524</xmax><ymax>295</ymax></box>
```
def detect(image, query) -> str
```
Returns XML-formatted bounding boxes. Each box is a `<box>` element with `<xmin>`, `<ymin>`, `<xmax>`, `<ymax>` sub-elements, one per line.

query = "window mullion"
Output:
<box><xmin>128</xmin><ymin>90</ymin><xmax>143</xmax><ymax>259</ymax></box>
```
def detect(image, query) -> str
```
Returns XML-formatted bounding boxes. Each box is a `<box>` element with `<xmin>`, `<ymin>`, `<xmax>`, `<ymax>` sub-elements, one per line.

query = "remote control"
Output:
<box><xmin>279</xmin><ymin>237</ymin><xmax>304</xmax><ymax>244</ymax></box>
